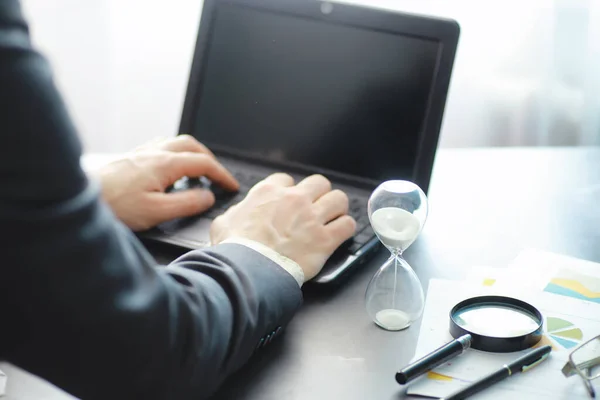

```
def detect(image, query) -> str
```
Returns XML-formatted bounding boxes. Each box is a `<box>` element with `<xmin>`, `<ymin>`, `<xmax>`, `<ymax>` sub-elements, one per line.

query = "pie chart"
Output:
<box><xmin>546</xmin><ymin>317</ymin><xmax>583</xmax><ymax>350</ymax></box>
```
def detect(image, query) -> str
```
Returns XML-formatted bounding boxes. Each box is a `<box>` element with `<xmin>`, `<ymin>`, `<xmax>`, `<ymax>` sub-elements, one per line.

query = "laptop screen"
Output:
<box><xmin>192</xmin><ymin>3</ymin><xmax>441</xmax><ymax>183</ymax></box>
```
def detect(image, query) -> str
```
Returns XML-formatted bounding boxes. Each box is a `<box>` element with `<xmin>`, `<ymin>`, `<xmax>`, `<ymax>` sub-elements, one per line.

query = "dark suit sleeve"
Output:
<box><xmin>0</xmin><ymin>2</ymin><xmax>302</xmax><ymax>399</ymax></box>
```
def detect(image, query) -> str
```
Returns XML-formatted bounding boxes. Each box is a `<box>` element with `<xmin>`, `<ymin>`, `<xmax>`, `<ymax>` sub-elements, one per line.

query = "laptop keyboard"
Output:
<box><xmin>169</xmin><ymin>165</ymin><xmax>375</xmax><ymax>254</ymax></box>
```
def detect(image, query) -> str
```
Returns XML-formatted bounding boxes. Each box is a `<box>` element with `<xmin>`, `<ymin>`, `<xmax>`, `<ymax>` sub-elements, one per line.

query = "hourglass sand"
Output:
<box><xmin>364</xmin><ymin>181</ymin><xmax>428</xmax><ymax>331</ymax></box>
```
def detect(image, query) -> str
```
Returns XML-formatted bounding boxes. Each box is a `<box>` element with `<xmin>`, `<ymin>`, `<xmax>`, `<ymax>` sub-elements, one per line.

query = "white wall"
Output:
<box><xmin>20</xmin><ymin>0</ymin><xmax>600</xmax><ymax>152</ymax></box>
<box><xmin>21</xmin><ymin>1</ymin><xmax>113</xmax><ymax>151</ymax></box>
<box><xmin>21</xmin><ymin>0</ymin><xmax>203</xmax><ymax>152</ymax></box>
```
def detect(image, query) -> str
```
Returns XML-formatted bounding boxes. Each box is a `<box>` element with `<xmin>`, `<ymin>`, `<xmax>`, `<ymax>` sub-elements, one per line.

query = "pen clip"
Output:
<box><xmin>522</xmin><ymin>353</ymin><xmax>550</xmax><ymax>373</ymax></box>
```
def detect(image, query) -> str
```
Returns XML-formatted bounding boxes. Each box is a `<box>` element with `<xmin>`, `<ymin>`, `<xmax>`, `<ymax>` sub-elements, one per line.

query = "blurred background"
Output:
<box><xmin>20</xmin><ymin>0</ymin><xmax>600</xmax><ymax>153</ymax></box>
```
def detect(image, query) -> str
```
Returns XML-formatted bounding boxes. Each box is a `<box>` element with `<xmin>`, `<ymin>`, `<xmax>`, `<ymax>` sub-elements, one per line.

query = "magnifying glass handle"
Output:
<box><xmin>396</xmin><ymin>334</ymin><xmax>472</xmax><ymax>385</ymax></box>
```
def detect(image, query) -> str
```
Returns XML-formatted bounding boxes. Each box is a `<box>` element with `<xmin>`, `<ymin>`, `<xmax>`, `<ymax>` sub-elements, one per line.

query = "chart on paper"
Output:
<box><xmin>406</xmin><ymin>279</ymin><xmax>600</xmax><ymax>400</ymax></box>
<box><xmin>506</xmin><ymin>249</ymin><xmax>600</xmax><ymax>305</ymax></box>
<box><xmin>466</xmin><ymin>250</ymin><xmax>600</xmax><ymax>306</ymax></box>
<box><xmin>535</xmin><ymin>317</ymin><xmax>585</xmax><ymax>351</ymax></box>
<box><xmin>544</xmin><ymin>269</ymin><xmax>600</xmax><ymax>304</ymax></box>
<box><xmin>543</xmin><ymin>316</ymin><xmax>584</xmax><ymax>350</ymax></box>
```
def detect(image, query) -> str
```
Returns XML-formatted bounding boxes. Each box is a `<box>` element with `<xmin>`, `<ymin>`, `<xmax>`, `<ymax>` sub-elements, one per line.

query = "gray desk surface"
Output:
<box><xmin>2</xmin><ymin>147</ymin><xmax>599</xmax><ymax>399</ymax></box>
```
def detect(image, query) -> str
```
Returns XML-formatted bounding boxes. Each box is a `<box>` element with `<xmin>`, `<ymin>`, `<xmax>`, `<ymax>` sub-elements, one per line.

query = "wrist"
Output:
<box><xmin>220</xmin><ymin>237</ymin><xmax>305</xmax><ymax>286</ymax></box>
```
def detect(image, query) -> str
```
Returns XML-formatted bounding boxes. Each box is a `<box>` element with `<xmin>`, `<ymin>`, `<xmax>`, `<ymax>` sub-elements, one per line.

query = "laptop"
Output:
<box><xmin>140</xmin><ymin>0</ymin><xmax>460</xmax><ymax>285</ymax></box>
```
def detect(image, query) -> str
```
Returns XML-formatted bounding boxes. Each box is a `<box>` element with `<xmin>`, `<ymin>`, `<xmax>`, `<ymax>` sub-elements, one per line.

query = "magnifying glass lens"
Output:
<box><xmin>454</xmin><ymin>305</ymin><xmax>541</xmax><ymax>338</ymax></box>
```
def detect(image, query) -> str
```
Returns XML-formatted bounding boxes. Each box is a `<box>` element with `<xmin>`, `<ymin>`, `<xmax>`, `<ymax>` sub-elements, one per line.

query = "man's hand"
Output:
<box><xmin>95</xmin><ymin>135</ymin><xmax>238</xmax><ymax>231</ymax></box>
<box><xmin>210</xmin><ymin>173</ymin><xmax>357</xmax><ymax>281</ymax></box>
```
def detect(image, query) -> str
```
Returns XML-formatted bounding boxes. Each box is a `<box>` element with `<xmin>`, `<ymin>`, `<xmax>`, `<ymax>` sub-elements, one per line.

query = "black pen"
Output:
<box><xmin>441</xmin><ymin>345</ymin><xmax>552</xmax><ymax>400</ymax></box>
<box><xmin>396</xmin><ymin>334</ymin><xmax>472</xmax><ymax>385</ymax></box>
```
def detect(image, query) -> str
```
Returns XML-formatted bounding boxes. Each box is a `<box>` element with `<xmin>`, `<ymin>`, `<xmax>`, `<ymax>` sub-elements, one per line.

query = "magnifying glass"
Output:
<box><xmin>450</xmin><ymin>295</ymin><xmax>543</xmax><ymax>352</ymax></box>
<box><xmin>396</xmin><ymin>295</ymin><xmax>544</xmax><ymax>384</ymax></box>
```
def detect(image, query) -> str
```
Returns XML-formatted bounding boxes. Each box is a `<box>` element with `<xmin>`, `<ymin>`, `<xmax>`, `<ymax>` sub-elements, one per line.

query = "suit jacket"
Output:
<box><xmin>0</xmin><ymin>1</ymin><xmax>302</xmax><ymax>399</ymax></box>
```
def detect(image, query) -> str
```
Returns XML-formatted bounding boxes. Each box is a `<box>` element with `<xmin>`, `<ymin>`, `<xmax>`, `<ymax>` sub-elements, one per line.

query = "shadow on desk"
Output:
<box><xmin>209</xmin><ymin>246</ymin><xmax>421</xmax><ymax>400</ymax></box>
<box><xmin>142</xmin><ymin>235</ymin><xmax>435</xmax><ymax>400</ymax></box>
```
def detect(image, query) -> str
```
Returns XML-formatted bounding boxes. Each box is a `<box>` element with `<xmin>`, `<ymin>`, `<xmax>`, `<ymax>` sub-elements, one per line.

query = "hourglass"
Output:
<box><xmin>365</xmin><ymin>180</ymin><xmax>428</xmax><ymax>331</ymax></box>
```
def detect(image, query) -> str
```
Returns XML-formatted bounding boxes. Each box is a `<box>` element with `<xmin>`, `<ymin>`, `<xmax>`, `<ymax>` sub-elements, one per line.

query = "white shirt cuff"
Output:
<box><xmin>220</xmin><ymin>237</ymin><xmax>305</xmax><ymax>287</ymax></box>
